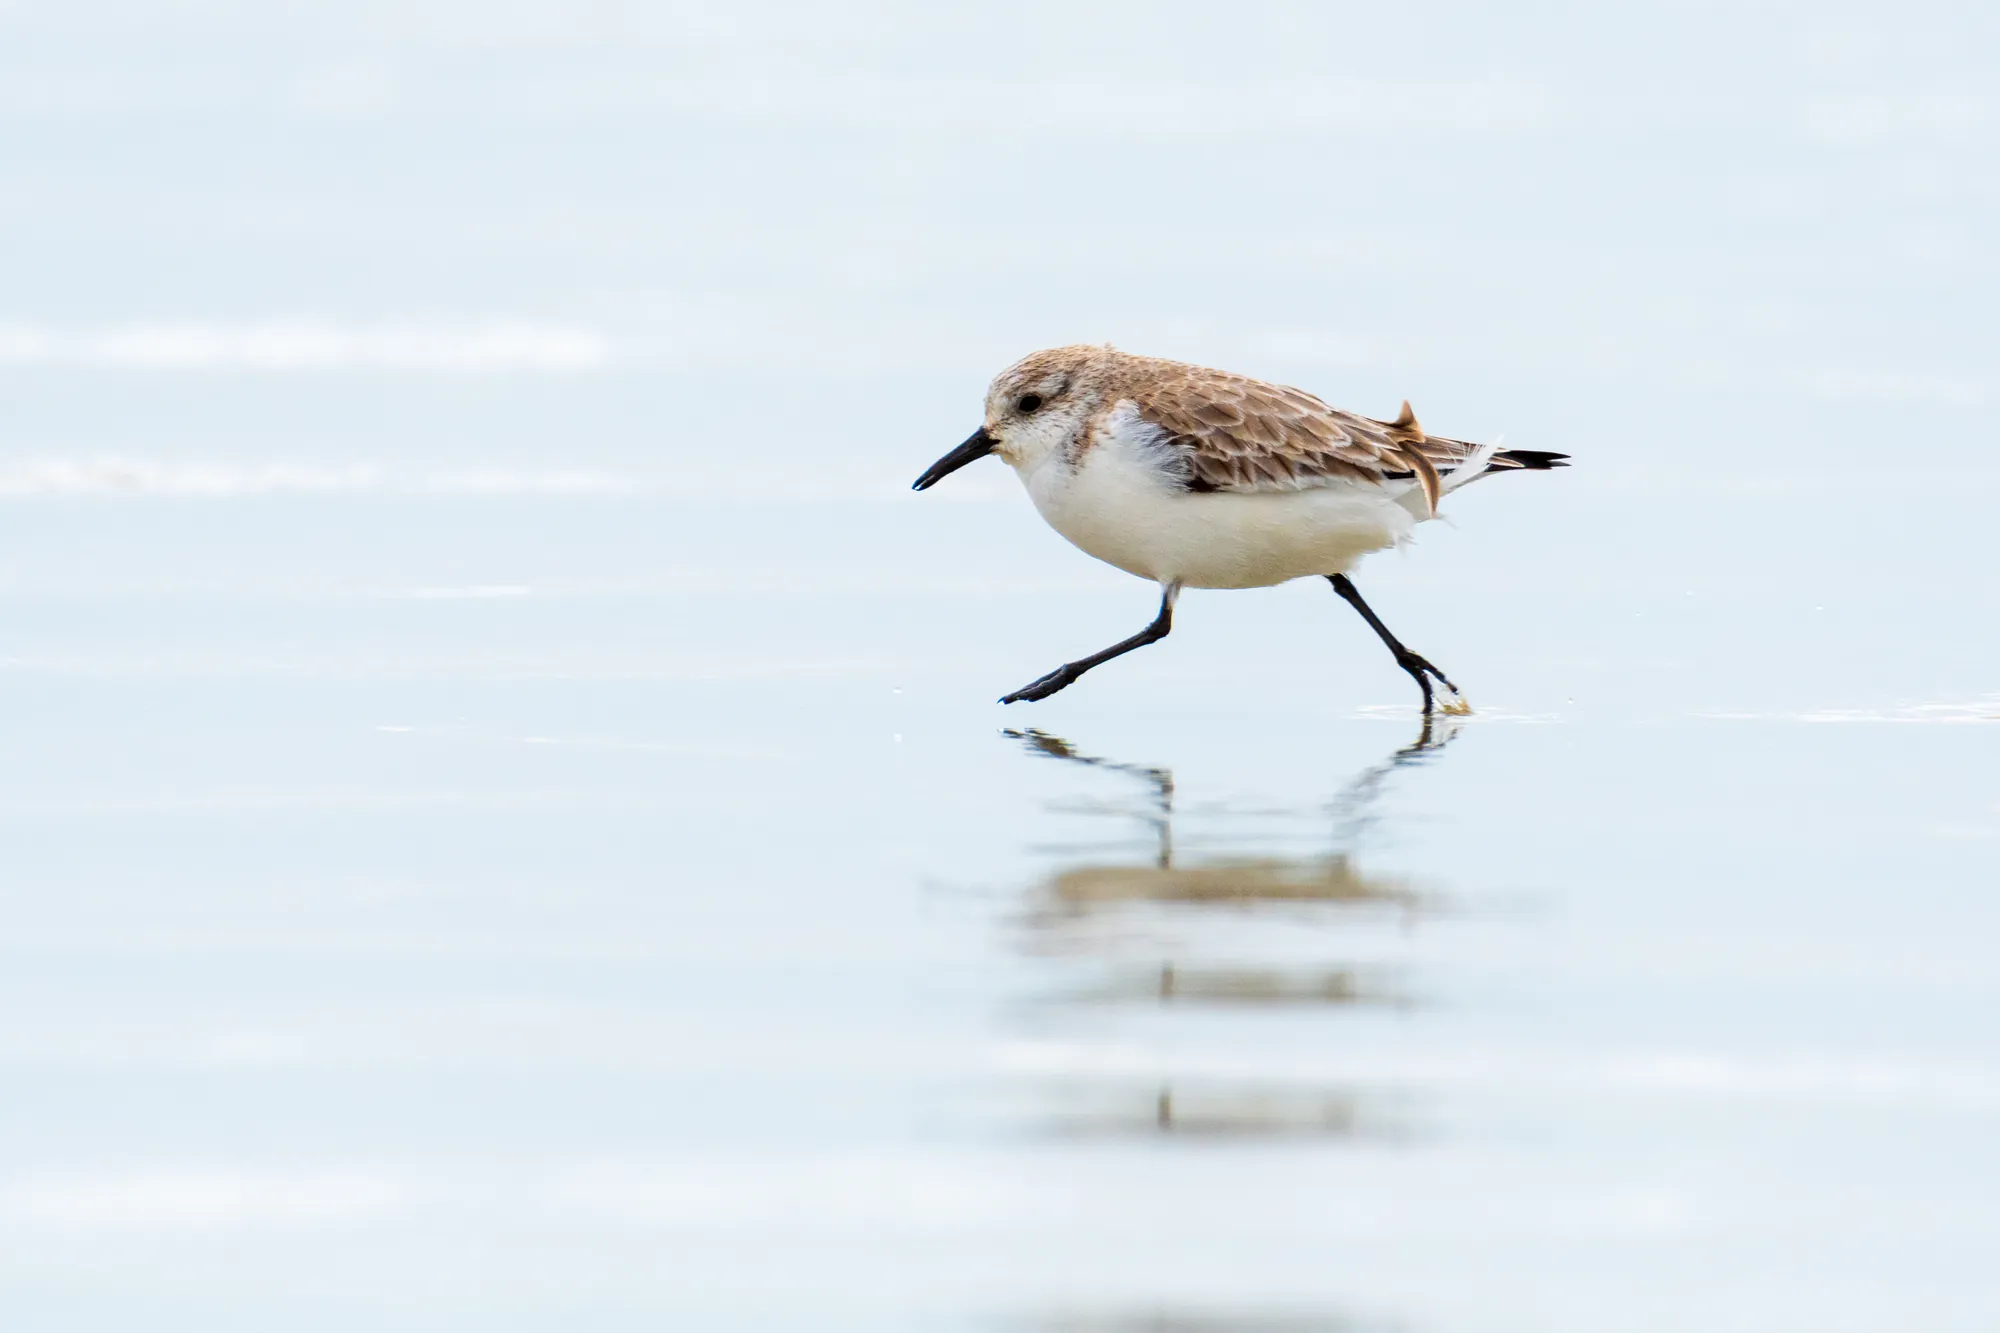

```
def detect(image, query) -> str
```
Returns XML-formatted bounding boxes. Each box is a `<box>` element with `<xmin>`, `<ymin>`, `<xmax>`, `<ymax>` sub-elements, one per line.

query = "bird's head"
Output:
<box><xmin>912</xmin><ymin>344</ymin><xmax>1116</xmax><ymax>491</ymax></box>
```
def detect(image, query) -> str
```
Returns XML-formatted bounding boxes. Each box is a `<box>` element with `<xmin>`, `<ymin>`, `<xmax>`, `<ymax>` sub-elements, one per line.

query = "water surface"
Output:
<box><xmin>2</xmin><ymin>3</ymin><xmax>1996</xmax><ymax>1329</ymax></box>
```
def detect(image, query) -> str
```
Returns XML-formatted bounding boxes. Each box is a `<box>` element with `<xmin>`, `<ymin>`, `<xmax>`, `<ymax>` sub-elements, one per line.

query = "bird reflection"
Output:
<box><xmin>1008</xmin><ymin>715</ymin><xmax>1459</xmax><ymax>932</ymax></box>
<box><xmin>1003</xmin><ymin>716</ymin><xmax>1461</xmax><ymax>1140</ymax></box>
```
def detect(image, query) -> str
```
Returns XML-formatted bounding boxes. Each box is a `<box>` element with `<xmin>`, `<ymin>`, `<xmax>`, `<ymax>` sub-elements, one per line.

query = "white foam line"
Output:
<box><xmin>0</xmin><ymin>653</ymin><xmax>900</xmax><ymax>683</ymax></box>
<box><xmin>0</xmin><ymin>458</ymin><xmax>1008</xmax><ymax>501</ymax></box>
<box><xmin>0</xmin><ymin>321</ymin><xmax>614</xmax><ymax>373</ymax></box>
<box><xmin>1000</xmin><ymin>1040</ymin><xmax>2000</xmax><ymax>1111</ymax></box>
<box><xmin>1698</xmin><ymin>700</ymin><xmax>2000</xmax><ymax>725</ymax></box>
<box><xmin>1350</xmin><ymin>704</ymin><xmax>1562</xmax><ymax>724</ymax></box>
<box><xmin>392</xmin><ymin>584</ymin><xmax>537</xmax><ymax>600</ymax></box>
<box><xmin>0</xmin><ymin>460</ymin><xmax>634</xmax><ymax>497</ymax></box>
<box><xmin>0</xmin><ymin>1167</ymin><xmax>403</xmax><ymax>1228</ymax></box>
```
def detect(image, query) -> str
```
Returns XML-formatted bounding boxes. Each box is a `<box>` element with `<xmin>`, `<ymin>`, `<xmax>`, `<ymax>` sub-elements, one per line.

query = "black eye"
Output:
<box><xmin>1017</xmin><ymin>393</ymin><xmax>1043</xmax><ymax>414</ymax></box>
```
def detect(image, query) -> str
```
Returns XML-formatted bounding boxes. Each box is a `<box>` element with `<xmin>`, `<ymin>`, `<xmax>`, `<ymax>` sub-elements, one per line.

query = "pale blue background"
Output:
<box><xmin>1</xmin><ymin>2</ymin><xmax>1996</xmax><ymax>1329</ymax></box>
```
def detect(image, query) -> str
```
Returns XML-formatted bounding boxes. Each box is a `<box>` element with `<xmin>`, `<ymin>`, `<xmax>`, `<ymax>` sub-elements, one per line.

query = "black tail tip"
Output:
<box><xmin>1496</xmin><ymin>450</ymin><xmax>1570</xmax><ymax>470</ymax></box>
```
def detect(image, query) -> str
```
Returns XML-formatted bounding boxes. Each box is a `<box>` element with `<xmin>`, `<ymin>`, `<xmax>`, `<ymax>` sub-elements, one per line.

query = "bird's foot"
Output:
<box><xmin>1000</xmin><ymin>665</ymin><xmax>1080</xmax><ymax>704</ymax></box>
<box><xmin>1397</xmin><ymin>651</ymin><xmax>1468</xmax><ymax>715</ymax></box>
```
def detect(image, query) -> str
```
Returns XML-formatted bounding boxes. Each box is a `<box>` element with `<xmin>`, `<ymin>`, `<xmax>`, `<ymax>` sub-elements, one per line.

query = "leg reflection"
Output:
<box><xmin>1003</xmin><ymin>718</ymin><xmax>1463</xmax><ymax>1141</ymax></box>
<box><xmin>1008</xmin><ymin>712</ymin><xmax>1464</xmax><ymax>908</ymax></box>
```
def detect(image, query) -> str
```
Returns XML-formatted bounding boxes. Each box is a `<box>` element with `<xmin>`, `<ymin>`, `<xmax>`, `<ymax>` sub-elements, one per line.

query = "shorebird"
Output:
<box><xmin>913</xmin><ymin>345</ymin><xmax>1566</xmax><ymax>711</ymax></box>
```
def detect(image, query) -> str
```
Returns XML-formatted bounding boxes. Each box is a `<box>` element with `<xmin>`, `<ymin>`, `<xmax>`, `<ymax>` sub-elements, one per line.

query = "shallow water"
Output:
<box><xmin>3</xmin><ymin>3</ymin><xmax>1997</xmax><ymax>1330</ymax></box>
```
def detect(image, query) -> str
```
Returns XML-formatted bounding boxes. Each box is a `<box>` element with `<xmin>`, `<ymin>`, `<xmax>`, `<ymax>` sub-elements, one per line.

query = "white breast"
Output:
<box><xmin>1013</xmin><ymin>408</ymin><xmax>1419</xmax><ymax>590</ymax></box>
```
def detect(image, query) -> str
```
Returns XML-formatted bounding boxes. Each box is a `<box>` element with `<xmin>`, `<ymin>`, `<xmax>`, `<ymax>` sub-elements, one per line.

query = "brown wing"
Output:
<box><xmin>1132</xmin><ymin>366</ymin><xmax>1490</xmax><ymax>515</ymax></box>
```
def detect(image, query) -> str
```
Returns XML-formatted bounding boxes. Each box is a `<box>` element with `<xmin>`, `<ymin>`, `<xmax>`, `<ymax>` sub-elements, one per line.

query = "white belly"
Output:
<box><xmin>1018</xmin><ymin>439</ymin><xmax>1418</xmax><ymax>590</ymax></box>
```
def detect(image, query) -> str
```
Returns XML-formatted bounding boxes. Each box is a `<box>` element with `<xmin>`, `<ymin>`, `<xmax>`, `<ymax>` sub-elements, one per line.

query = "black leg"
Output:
<box><xmin>1327</xmin><ymin>574</ymin><xmax>1460</xmax><ymax>713</ymax></box>
<box><xmin>1001</xmin><ymin>583</ymin><xmax>1179</xmax><ymax>704</ymax></box>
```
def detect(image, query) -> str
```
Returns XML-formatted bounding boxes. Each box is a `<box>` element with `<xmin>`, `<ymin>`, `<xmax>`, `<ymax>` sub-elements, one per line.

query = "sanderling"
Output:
<box><xmin>913</xmin><ymin>344</ymin><xmax>1566</xmax><ymax>711</ymax></box>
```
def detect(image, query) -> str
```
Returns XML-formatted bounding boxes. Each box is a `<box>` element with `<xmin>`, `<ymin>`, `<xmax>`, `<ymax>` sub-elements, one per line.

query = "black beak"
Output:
<box><xmin>912</xmin><ymin>427</ymin><xmax>996</xmax><ymax>491</ymax></box>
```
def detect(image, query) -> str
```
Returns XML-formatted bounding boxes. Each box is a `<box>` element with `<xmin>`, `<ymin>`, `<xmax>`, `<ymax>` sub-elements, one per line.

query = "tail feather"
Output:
<box><xmin>1437</xmin><ymin>435</ymin><xmax>1504</xmax><ymax>497</ymax></box>
<box><xmin>1384</xmin><ymin>442</ymin><xmax>1571</xmax><ymax>500</ymax></box>
<box><xmin>1491</xmin><ymin>449</ymin><xmax>1569</xmax><ymax>470</ymax></box>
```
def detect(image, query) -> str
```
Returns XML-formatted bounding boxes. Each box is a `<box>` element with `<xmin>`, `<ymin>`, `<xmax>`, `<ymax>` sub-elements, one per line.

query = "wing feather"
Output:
<box><xmin>1130</xmin><ymin>364</ymin><xmax>1504</xmax><ymax>516</ymax></box>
